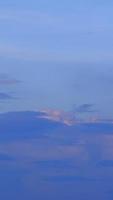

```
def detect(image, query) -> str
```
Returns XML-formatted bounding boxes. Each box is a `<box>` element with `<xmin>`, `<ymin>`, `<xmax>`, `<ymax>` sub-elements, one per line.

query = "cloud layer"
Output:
<box><xmin>0</xmin><ymin>109</ymin><xmax>113</xmax><ymax>200</ymax></box>
<box><xmin>0</xmin><ymin>92</ymin><xmax>14</xmax><ymax>100</ymax></box>
<box><xmin>0</xmin><ymin>75</ymin><xmax>20</xmax><ymax>85</ymax></box>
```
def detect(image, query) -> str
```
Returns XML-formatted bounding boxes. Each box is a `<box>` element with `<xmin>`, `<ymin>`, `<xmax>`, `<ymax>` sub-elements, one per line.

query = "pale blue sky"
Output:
<box><xmin>0</xmin><ymin>0</ymin><xmax>113</xmax><ymax>118</ymax></box>
<box><xmin>0</xmin><ymin>0</ymin><xmax>113</xmax><ymax>62</ymax></box>
<box><xmin>1</xmin><ymin>62</ymin><xmax>113</xmax><ymax>120</ymax></box>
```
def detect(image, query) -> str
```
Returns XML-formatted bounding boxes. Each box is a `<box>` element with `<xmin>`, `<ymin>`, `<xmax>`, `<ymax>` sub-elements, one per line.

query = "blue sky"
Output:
<box><xmin>0</xmin><ymin>0</ymin><xmax>113</xmax><ymax>200</ymax></box>
<box><xmin>0</xmin><ymin>0</ymin><xmax>113</xmax><ymax>117</ymax></box>
<box><xmin>0</xmin><ymin>0</ymin><xmax>113</xmax><ymax>63</ymax></box>
<box><xmin>1</xmin><ymin>63</ymin><xmax>113</xmax><ymax>119</ymax></box>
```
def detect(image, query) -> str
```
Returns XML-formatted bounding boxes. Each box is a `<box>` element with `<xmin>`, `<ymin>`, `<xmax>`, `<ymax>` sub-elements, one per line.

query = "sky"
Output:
<box><xmin>0</xmin><ymin>0</ymin><xmax>113</xmax><ymax>200</ymax></box>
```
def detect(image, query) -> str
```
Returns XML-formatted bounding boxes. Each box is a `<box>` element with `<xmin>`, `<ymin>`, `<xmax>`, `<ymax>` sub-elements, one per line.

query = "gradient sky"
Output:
<box><xmin>0</xmin><ymin>0</ymin><xmax>113</xmax><ymax>117</ymax></box>
<box><xmin>0</xmin><ymin>1</ymin><xmax>113</xmax><ymax>200</ymax></box>
<box><xmin>0</xmin><ymin>0</ymin><xmax>113</xmax><ymax>62</ymax></box>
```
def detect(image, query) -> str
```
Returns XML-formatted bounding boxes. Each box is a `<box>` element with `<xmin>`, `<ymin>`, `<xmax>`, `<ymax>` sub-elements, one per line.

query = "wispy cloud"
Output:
<box><xmin>75</xmin><ymin>104</ymin><xmax>96</xmax><ymax>113</ymax></box>
<box><xmin>0</xmin><ymin>109</ymin><xmax>113</xmax><ymax>140</ymax></box>
<box><xmin>39</xmin><ymin>109</ymin><xmax>77</xmax><ymax>126</ymax></box>
<box><xmin>0</xmin><ymin>92</ymin><xmax>14</xmax><ymax>100</ymax></box>
<box><xmin>0</xmin><ymin>75</ymin><xmax>20</xmax><ymax>85</ymax></box>
<box><xmin>0</xmin><ymin>75</ymin><xmax>20</xmax><ymax>102</ymax></box>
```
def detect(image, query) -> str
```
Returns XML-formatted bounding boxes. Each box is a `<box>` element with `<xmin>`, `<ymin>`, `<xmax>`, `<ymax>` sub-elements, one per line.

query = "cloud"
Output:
<box><xmin>0</xmin><ymin>110</ymin><xmax>113</xmax><ymax>142</ymax></box>
<box><xmin>0</xmin><ymin>111</ymin><xmax>66</xmax><ymax>141</ymax></box>
<box><xmin>0</xmin><ymin>79</ymin><xmax>20</xmax><ymax>85</ymax></box>
<box><xmin>39</xmin><ymin>109</ymin><xmax>77</xmax><ymax>125</ymax></box>
<box><xmin>0</xmin><ymin>75</ymin><xmax>20</xmax><ymax>85</ymax></box>
<box><xmin>0</xmin><ymin>75</ymin><xmax>20</xmax><ymax>101</ymax></box>
<box><xmin>75</xmin><ymin>104</ymin><xmax>96</xmax><ymax>113</ymax></box>
<box><xmin>0</xmin><ymin>92</ymin><xmax>14</xmax><ymax>100</ymax></box>
<box><xmin>1</xmin><ymin>107</ymin><xmax>113</xmax><ymax>198</ymax></box>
